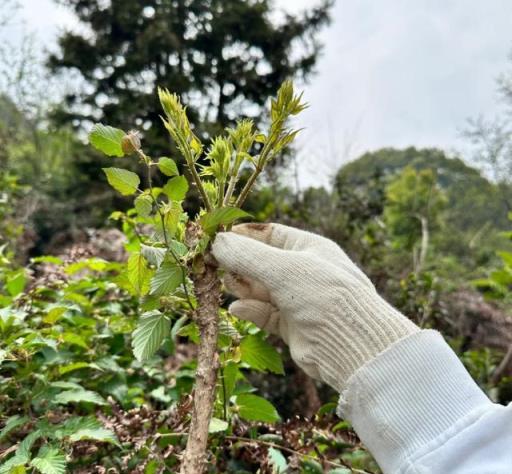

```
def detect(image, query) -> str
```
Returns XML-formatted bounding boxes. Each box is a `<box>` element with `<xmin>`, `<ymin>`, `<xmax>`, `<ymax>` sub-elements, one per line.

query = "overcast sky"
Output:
<box><xmin>6</xmin><ymin>0</ymin><xmax>512</xmax><ymax>188</ymax></box>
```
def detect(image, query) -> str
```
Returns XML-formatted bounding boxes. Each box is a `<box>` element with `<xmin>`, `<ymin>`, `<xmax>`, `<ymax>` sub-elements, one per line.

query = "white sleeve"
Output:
<box><xmin>338</xmin><ymin>330</ymin><xmax>512</xmax><ymax>474</ymax></box>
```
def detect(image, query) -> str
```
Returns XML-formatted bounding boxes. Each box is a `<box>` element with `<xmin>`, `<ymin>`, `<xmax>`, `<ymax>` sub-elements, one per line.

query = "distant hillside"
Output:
<box><xmin>335</xmin><ymin>147</ymin><xmax>511</xmax><ymax>232</ymax></box>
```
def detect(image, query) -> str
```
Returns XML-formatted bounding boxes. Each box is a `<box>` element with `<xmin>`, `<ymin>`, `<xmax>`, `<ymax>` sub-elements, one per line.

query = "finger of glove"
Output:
<box><xmin>232</xmin><ymin>222</ymin><xmax>324</xmax><ymax>252</ymax></box>
<box><xmin>232</xmin><ymin>223</ymin><xmax>373</xmax><ymax>288</ymax></box>
<box><xmin>212</xmin><ymin>232</ymin><xmax>291</xmax><ymax>286</ymax></box>
<box><xmin>223</xmin><ymin>272</ymin><xmax>271</xmax><ymax>301</ymax></box>
<box><xmin>229</xmin><ymin>299</ymin><xmax>281</xmax><ymax>336</ymax></box>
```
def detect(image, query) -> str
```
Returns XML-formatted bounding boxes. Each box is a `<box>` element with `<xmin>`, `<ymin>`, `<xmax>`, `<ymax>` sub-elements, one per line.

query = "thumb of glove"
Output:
<box><xmin>229</xmin><ymin>299</ymin><xmax>281</xmax><ymax>336</ymax></box>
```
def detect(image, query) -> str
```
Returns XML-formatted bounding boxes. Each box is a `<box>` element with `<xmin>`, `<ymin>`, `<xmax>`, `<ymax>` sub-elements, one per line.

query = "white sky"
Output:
<box><xmin>4</xmin><ymin>0</ymin><xmax>512</xmax><ymax>188</ymax></box>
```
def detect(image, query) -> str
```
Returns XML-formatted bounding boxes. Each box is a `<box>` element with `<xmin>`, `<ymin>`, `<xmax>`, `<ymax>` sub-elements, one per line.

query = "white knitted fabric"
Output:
<box><xmin>212</xmin><ymin>223</ymin><xmax>419</xmax><ymax>392</ymax></box>
<box><xmin>340</xmin><ymin>330</ymin><xmax>493</xmax><ymax>473</ymax></box>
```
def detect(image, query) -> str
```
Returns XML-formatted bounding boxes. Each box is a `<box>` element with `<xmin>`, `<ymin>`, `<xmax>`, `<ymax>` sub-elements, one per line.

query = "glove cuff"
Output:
<box><xmin>312</xmin><ymin>287</ymin><xmax>420</xmax><ymax>393</ymax></box>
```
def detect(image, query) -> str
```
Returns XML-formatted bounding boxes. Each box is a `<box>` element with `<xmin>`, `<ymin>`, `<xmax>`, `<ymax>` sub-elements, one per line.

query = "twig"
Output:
<box><xmin>491</xmin><ymin>342</ymin><xmax>512</xmax><ymax>385</ymax></box>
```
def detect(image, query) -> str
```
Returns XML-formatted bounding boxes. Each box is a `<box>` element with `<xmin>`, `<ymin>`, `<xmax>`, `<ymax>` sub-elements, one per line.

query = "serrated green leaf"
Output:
<box><xmin>222</xmin><ymin>362</ymin><xmax>239</xmax><ymax>402</ymax></box>
<box><xmin>240</xmin><ymin>334</ymin><xmax>284</xmax><ymax>374</ymax></box>
<box><xmin>0</xmin><ymin>454</ymin><xmax>28</xmax><ymax>474</ymax></box>
<box><xmin>68</xmin><ymin>425</ymin><xmax>118</xmax><ymax>445</ymax></box>
<box><xmin>158</xmin><ymin>157</ymin><xmax>179</xmax><ymax>176</ymax></box>
<box><xmin>103</xmin><ymin>168</ymin><xmax>140</xmax><ymax>195</ymax></box>
<box><xmin>162</xmin><ymin>175</ymin><xmax>189</xmax><ymax>201</ymax></box>
<box><xmin>89</xmin><ymin>124</ymin><xmax>125</xmax><ymax>157</ymax></box>
<box><xmin>236</xmin><ymin>394</ymin><xmax>280</xmax><ymax>423</ymax></box>
<box><xmin>150</xmin><ymin>260</ymin><xmax>182</xmax><ymax>296</ymax></box>
<box><xmin>132</xmin><ymin>310</ymin><xmax>170</xmax><ymax>361</ymax></box>
<box><xmin>58</xmin><ymin>362</ymin><xmax>91</xmax><ymax>375</ymax></box>
<box><xmin>160</xmin><ymin>205</ymin><xmax>182</xmax><ymax>238</ymax></box>
<box><xmin>141</xmin><ymin>245</ymin><xmax>166</xmax><ymax>267</ymax></box>
<box><xmin>61</xmin><ymin>332</ymin><xmax>88</xmax><ymax>349</ymax></box>
<box><xmin>6</xmin><ymin>269</ymin><xmax>26</xmax><ymax>297</ymax></box>
<box><xmin>127</xmin><ymin>252</ymin><xmax>152</xmax><ymax>296</ymax></box>
<box><xmin>30</xmin><ymin>446</ymin><xmax>66</xmax><ymax>474</ymax></box>
<box><xmin>200</xmin><ymin>207</ymin><xmax>250</xmax><ymax>234</ymax></box>
<box><xmin>0</xmin><ymin>415</ymin><xmax>29</xmax><ymax>441</ymax></box>
<box><xmin>208</xmin><ymin>417</ymin><xmax>228</xmax><ymax>433</ymax></box>
<box><xmin>54</xmin><ymin>389</ymin><xmax>107</xmax><ymax>406</ymax></box>
<box><xmin>134</xmin><ymin>194</ymin><xmax>153</xmax><ymax>217</ymax></box>
<box><xmin>17</xmin><ymin>431</ymin><xmax>42</xmax><ymax>459</ymax></box>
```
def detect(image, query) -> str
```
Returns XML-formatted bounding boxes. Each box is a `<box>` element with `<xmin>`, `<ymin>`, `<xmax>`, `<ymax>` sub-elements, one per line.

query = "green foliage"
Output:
<box><xmin>132</xmin><ymin>311</ymin><xmax>170</xmax><ymax>361</ymax></box>
<box><xmin>200</xmin><ymin>207</ymin><xmax>251</xmax><ymax>235</ymax></box>
<box><xmin>157</xmin><ymin>157</ymin><xmax>178</xmax><ymax>177</ymax></box>
<box><xmin>236</xmin><ymin>394</ymin><xmax>281</xmax><ymax>423</ymax></box>
<box><xmin>89</xmin><ymin>124</ymin><xmax>125</xmax><ymax>157</ymax></box>
<box><xmin>240</xmin><ymin>334</ymin><xmax>284</xmax><ymax>374</ymax></box>
<box><xmin>102</xmin><ymin>167</ymin><xmax>140</xmax><ymax>196</ymax></box>
<box><xmin>29</xmin><ymin>447</ymin><xmax>67</xmax><ymax>474</ymax></box>
<box><xmin>384</xmin><ymin>166</ymin><xmax>447</xmax><ymax>250</ymax></box>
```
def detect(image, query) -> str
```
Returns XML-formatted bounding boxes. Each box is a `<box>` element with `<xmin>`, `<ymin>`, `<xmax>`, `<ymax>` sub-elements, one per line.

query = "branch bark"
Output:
<box><xmin>180</xmin><ymin>252</ymin><xmax>221</xmax><ymax>474</ymax></box>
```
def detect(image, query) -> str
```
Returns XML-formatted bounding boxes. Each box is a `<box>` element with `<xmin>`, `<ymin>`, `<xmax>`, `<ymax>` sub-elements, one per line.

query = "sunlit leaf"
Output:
<box><xmin>200</xmin><ymin>207</ymin><xmax>250</xmax><ymax>234</ymax></box>
<box><xmin>150</xmin><ymin>260</ymin><xmax>182</xmax><ymax>296</ymax></box>
<box><xmin>162</xmin><ymin>175</ymin><xmax>189</xmax><ymax>201</ymax></box>
<box><xmin>103</xmin><ymin>167</ymin><xmax>140</xmax><ymax>195</ymax></box>
<box><xmin>127</xmin><ymin>252</ymin><xmax>152</xmax><ymax>296</ymax></box>
<box><xmin>158</xmin><ymin>157</ymin><xmax>179</xmax><ymax>176</ymax></box>
<box><xmin>134</xmin><ymin>194</ymin><xmax>153</xmax><ymax>217</ymax></box>
<box><xmin>89</xmin><ymin>123</ymin><xmax>125</xmax><ymax>157</ymax></box>
<box><xmin>132</xmin><ymin>310</ymin><xmax>170</xmax><ymax>361</ymax></box>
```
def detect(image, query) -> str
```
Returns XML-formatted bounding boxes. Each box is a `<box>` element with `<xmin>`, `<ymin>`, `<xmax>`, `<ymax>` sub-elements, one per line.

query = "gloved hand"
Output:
<box><xmin>212</xmin><ymin>223</ymin><xmax>419</xmax><ymax>393</ymax></box>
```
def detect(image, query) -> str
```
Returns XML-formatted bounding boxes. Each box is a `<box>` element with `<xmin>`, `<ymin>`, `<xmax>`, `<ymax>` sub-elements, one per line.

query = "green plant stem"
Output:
<box><xmin>173</xmin><ymin>133</ymin><xmax>212</xmax><ymax>212</ymax></box>
<box><xmin>235</xmin><ymin>165</ymin><xmax>262</xmax><ymax>208</ymax></box>
<box><xmin>223</xmin><ymin>173</ymin><xmax>238</xmax><ymax>206</ymax></box>
<box><xmin>187</xmin><ymin>157</ymin><xmax>213</xmax><ymax>212</ymax></box>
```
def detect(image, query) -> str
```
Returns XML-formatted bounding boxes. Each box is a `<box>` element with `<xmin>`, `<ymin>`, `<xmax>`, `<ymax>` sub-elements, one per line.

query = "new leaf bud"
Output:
<box><xmin>121</xmin><ymin>130</ymin><xmax>141</xmax><ymax>154</ymax></box>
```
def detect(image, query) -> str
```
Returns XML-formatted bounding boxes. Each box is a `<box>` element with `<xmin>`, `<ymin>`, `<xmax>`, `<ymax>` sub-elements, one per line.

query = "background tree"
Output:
<box><xmin>464</xmin><ymin>50</ymin><xmax>512</xmax><ymax>211</ymax></box>
<box><xmin>384</xmin><ymin>166</ymin><xmax>447</xmax><ymax>273</ymax></box>
<box><xmin>48</xmin><ymin>0</ymin><xmax>332</xmax><ymax>154</ymax></box>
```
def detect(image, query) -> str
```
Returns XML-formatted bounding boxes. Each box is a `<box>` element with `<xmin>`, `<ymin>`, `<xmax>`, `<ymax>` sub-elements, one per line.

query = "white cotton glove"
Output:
<box><xmin>212</xmin><ymin>223</ymin><xmax>419</xmax><ymax>393</ymax></box>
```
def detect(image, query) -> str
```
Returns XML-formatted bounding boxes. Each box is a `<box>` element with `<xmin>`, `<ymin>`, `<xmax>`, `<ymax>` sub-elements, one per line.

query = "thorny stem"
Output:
<box><xmin>180</xmin><ymin>251</ymin><xmax>221</xmax><ymax>474</ymax></box>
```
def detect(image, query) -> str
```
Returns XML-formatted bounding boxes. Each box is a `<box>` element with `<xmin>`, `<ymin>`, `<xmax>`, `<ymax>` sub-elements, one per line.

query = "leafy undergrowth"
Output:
<box><xmin>0</xmin><ymin>249</ymin><xmax>379</xmax><ymax>473</ymax></box>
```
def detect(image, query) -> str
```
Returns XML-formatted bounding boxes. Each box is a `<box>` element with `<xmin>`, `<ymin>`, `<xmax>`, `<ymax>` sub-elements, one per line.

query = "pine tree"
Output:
<box><xmin>48</xmin><ymin>0</ymin><xmax>331</xmax><ymax>154</ymax></box>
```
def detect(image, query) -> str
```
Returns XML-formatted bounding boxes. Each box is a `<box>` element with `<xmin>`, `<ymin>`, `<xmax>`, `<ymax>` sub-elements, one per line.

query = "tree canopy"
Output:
<box><xmin>49</xmin><ymin>0</ymin><xmax>332</xmax><ymax>153</ymax></box>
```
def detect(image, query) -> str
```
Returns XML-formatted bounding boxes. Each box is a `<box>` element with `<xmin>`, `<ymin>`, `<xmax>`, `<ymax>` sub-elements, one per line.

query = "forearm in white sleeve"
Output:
<box><xmin>339</xmin><ymin>329</ymin><xmax>512</xmax><ymax>473</ymax></box>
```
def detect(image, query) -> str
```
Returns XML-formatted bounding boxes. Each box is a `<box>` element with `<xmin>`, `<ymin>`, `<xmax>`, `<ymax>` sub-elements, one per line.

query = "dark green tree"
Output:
<box><xmin>48</xmin><ymin>0</ymin><xmax>331</xmax><ymax>153</ymax></box>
